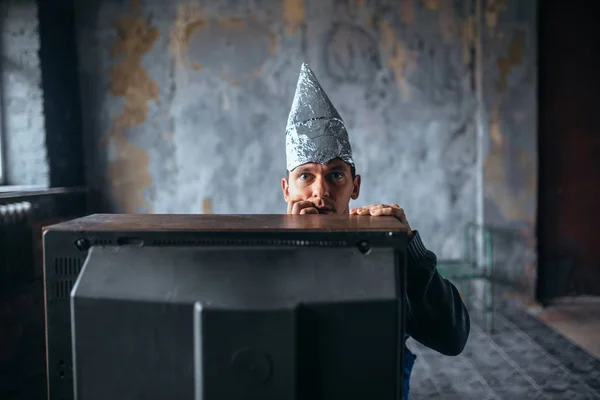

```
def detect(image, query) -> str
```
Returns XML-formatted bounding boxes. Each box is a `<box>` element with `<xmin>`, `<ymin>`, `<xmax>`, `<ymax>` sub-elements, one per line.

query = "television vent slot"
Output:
<box><xmin>150</xmin><ymin>238</ymin><xmax>347</xmax><ymax>247</ymax></box>
<box><xmin>93</xmin><ymin>239</ymin><xmax>112</xmax><ymax>246</ymax></box>
<box><xmin>55</xmin><ymin>279</ymin><xmax>76</xmax><ymax>299</ymax></box>
<box><xmin>54</xmin><ymin>257</ymin><xmax>84</xmax><ymax>276</ymax></box>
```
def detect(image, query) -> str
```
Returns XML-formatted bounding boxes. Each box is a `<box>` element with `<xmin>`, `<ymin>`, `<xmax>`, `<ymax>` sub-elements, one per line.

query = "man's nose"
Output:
<box><xmin>312</xmin><ymin>178</ymin><xmax>330</xmax><ymax>198</ymax></box>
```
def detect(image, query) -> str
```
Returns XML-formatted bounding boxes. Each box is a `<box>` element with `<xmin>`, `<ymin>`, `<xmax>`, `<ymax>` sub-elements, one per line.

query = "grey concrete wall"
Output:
<box><xmin>76</xmin><ymin>0</ymin><xmax>537</xmax><ymax>290</ymax></box>
<box><xmin>0</xmin><ymin>0</ymin><xmax>49</xmax><ymax>187</ymax></box>
<box><xmin>482</xmin><ymin>0</ymin><xmax>537</xmax><ymax>295</ymax></box>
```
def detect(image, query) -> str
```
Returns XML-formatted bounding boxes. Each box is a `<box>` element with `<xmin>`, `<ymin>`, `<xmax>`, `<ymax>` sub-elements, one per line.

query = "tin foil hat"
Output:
<box><xmin>285</xmin><ymin>63</ymin><xmax>354</xmax><ymax>172</ymax></box>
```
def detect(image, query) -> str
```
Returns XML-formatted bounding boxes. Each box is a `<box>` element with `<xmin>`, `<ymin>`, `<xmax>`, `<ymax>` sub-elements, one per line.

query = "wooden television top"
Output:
<box><xmin>44</xmin><ymin>214</ymin><xmax>409</xmax><ymax>233</ymax></box>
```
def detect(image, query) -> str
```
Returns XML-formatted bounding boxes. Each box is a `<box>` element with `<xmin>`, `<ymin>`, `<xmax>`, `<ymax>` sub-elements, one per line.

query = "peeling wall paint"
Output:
<box><xmin>484</xmin><ymin>105</ymin><xmax>535</xmax><ymax>222</ymax></box>
<box><xmin>461</xmin><ymin>15</ymin><xmax>475</xmax><ymax>65</ymax></box>
<box><xmin>496</xmin><ymin>29</ymin><xmax>525</xmax><ymax>92</ymax></box>
<box><xmin>283</xmin><ymin>0</ymin><xmax>306</xmax><ymax>35</ymax></box>
<box><xmin>103</xmin><ymin>1</ymin><xmax>158</xmax><ymax>213</ymax></box>
<box><xmin>437</xmin><ymin>0</ymin><xmax>458</xmax><ymax>43</ymax></box>
<box><xmin>482</xmin><ymin>0</ymin><xmax>537</xmax><ymax>296</ymax></box>
<box><xmin>401</xmin><ymin>0</ymin><xmax>415</xmax><ymax>27</ymax></box>
<box><xmin>170</xmin><ymin>6</ymin><xmax>277</xmax><ymax>86</ymax></box>
<box><xmin>484</xmin><ymin>0</ymin><xmax>507</xmax><ymax>33</ymax></box>
<box><xmin>379</xmin><ymin>21</ymin><xmax>409</xmax><ymax>98</ymax></box>
<box><xmin>76</xmin><ymin>0</ymin><xmax>537</xmax><ymax>290</ymax></box>
<box><xmin>422</xmin><ymin>0</ymin><xmax>441</xmax><ymax>12</ymax></box>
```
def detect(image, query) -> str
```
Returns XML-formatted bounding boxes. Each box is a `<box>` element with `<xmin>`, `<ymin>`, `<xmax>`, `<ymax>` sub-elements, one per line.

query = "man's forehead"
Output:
<box><xmin>293</xmin><ymin>159</ymin><xmax>350</xmax><ymax>172</ymax></box>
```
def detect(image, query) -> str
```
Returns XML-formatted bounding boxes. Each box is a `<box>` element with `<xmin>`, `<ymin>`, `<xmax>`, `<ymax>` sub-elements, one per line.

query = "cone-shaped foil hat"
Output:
<box><xmin>285</xmin><ymin>63</ymin><xmax>354</xmax><ymax>172</ymax></box>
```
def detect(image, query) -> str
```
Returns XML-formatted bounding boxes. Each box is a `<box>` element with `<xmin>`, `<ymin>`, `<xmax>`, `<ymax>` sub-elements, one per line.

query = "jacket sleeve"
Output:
<box><xmin>404</xmin><ymin>231</ymin><xmax>470</xmax><ymax>356</ymax></box>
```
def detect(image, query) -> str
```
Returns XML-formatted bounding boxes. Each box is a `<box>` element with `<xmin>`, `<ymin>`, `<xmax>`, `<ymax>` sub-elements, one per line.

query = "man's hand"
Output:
<box><xmin>287</xmin><ymin>200</ymin><xmax>319</xmax><ymax>214</ymax></box>
<box><xmin>350</xmin><ymin>204</ymin><xmax>414</xmax><ymax>239</ymax></box>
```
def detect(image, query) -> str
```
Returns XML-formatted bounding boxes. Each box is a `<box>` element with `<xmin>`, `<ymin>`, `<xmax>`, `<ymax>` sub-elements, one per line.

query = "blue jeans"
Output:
<box><xmin>404</xmin><ymin>347</ymin><xmax>417</xmax><ymax>399</ymax></box>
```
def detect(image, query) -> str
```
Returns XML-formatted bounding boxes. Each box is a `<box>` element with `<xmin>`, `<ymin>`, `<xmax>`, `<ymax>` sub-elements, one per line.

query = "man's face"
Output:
<box><xmin>281</xmin><ymin>158</ymin><xmax>361</xmax><ymax>215</ymax></box>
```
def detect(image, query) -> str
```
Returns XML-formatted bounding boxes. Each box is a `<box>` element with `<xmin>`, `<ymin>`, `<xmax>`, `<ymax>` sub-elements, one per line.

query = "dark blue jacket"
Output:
<box><xmin>403</xmin><ymin>231</ymin><xmax>471</xmax><ymax>398</ymax></box>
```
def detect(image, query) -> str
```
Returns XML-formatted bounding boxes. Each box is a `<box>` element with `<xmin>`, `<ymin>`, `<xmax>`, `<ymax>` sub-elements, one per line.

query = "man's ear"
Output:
<box><xmin>281</xmin><ymin>177</ymin><xmax>290</xmax><ymax>202</ymax></box>
<box><xmin>351</xmin><ymin>174</ymin><xmax>361</xmax><ymax>200</ymax></box>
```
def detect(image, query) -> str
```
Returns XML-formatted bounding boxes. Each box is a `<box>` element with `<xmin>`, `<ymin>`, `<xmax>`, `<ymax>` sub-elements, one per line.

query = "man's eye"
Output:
<box><xmin>331</xmin><ymin>172</ymin><xmax>344</xmax><ymax>180</ymax></box>
<box><xmin>299</xmin><ymin>173</ymin><xmax>310</xmax><ymax>180</ymax></box>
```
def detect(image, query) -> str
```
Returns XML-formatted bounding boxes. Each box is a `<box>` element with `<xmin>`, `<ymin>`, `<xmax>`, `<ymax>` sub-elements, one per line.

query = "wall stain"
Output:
<box><xmin>191</xmin><ymin>62</ymin><xmax>204</xmax><ymax>71</ymax></box>
<box><xmin>422</xmin><ymin>0</ymin><xmax>440</xmax><ymax>11</ymax></box>
<box><xmin>484</xmin><ymin>104</ymin><xmax>535</xmax><ymax>222</ymax></box>
<box><xmin>497</xmin><ymin>30</ymin><xmax>525</xmax><ymax>92</ymax></box>
<box><xmin>485</xmin><ymin>0</ymin><xmax>507</xmax><ymax>33</ymax></box>
<box><xmin>218</xmin><ymin>17</ymin><xmax>245</xmax><ymax>30</ymax></box>
<box><xmin>170</xmin><ymin>3</ymin><xmax>204</xmax><ymax>69</ymax></box>
<box><xmin>184</xmin><ymin>20</ymin><xmax>207</xmax><ymax>43</ymax></box>
<box><xmin>170</xmin><ymin>3</ymin><xmax>277</xmax><ymax>84</ymax></box>
<box><xmin>380</xmin><ymin>20</ymin><xmax>409</xmax><ymax>99</ymax></box>
<box><xmin>364</xmin><ymin>12</ymin><xmax>374</xmax><ymax>28</ymax></box>
<box><xmin>108</xmin><ymin>12</ymin><xmax>159</xmax><ymax>127</ymax></box>
<box><xmin>401</xmin><ymin>0</ymin><xmax>415</xmax><ymax>26</ymax></box>
<box><xmin>354</xmin><ymin>0</ymin><xmax>366</xmax><ymax>10</ymax></box>
<box><xmin>269</xmin><ymin>31</ymin><xmax>279</xmax><ymax>55</ymax></box>
<box><xmin>203</xmin><ymin>198</ymin><xmax>212</xmax><ymax>214</ymax></box>
<box><xmin>242</xmin><ymin>66</ymin><xmax>264</xmax><ymax>81</ymax></box>
<box><xmin>107</xmin><ymin>132</ymin><xmax>153</xmax><ymax>213</ymax></box>
<box><xmin>489</xmin><ymin>105</ymin><xmax>504</xmax><ymax>146</ymax></box>
<box><xmin>283</xmin><ymin>0</ymin><xmax>306</xmax><ymax>35</ymax></box>
<box><xmin>105</xmin><ymin>2</ymin><xmax>158</xmax><ymax>213</ymax></box>
<box><xmin>437</xmin><ymin>0</ymin><xmax>457</xmax><ymax>43</ymax></box>
<box><xmin>131</xmin><ymin>0</ymin><xmax>141</xmax><ymax>14</ymax></box>
<box><xmin>461</xmin><ymin>15</ymin><xmax>475</xmax><ymax>65</ymax></box>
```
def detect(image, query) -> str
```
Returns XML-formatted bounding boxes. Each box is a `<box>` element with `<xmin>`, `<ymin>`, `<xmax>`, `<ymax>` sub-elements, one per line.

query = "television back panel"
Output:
<box><xmin>72</xmin><ymin>245</ymin><xmax>401</xmax><ymax>400</ymax></box>
<box><xmin>43</xmin><ymin>214</ymin><xmax>408</xmax><ymax>400</ymax></box>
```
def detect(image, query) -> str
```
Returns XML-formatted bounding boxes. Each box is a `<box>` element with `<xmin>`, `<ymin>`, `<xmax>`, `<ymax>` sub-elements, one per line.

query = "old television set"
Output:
<box><xmin>43</xmin><ymin>214</ymin><xmax>409</xmax><ymax>400</ymax></box>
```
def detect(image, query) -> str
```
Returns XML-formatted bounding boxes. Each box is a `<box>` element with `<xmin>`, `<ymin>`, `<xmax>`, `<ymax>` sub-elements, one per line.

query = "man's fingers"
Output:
<box><xmin>358</xmin><ymin>206</ymin><xmax>378</xmax><ymax>215</ymax></box>
<box><xmin>290</xmin><ymin>201</ymin><xmax>318</xmax><ymax>214</ymax></box>
<box><xmin>291</xmin><ymin>201</ymin><xmax>308</xmax><ymax>214</ymax></box>
<box><xmin>370</xmin><ymin>207</ymin><xmax>395</xmax><ymax>216</ymax></box>
<box><xmin>358</xmin><ymin>204</ymin><xmax>388</xmax><ymax>215</ymax></box>
<box><xmin>352</xmin><ymin>204</ymin><xmax>408</xmax><ymax>222</ymax></box>
<box><xmin>300</xmin><ymin>207</ymin><xmax>319</xmax><ymax>215</ymax></box>
<box><xmin>361</xmin><ymin>205</ymin><xmax>405</xmax><ymax>218</ymax></box>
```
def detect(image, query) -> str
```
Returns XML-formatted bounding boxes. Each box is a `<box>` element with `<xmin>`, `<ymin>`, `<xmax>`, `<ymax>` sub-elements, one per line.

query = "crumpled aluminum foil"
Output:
<box><xmin>285</xmin><ymin>63</ymin><xmax>354</xmax><ymax>172</ymax></box>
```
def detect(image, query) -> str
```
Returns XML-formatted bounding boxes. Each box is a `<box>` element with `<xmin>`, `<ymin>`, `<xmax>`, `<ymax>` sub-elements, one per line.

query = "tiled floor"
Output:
<box><xmin>531</xmin><ymin>300</ymin><xmax>600</xmax><ymax>359</ymax></box>
<box><xmin>408</xmin><ymin>306</ymin><xmax>600</xmax><ymax>399</ymax></box>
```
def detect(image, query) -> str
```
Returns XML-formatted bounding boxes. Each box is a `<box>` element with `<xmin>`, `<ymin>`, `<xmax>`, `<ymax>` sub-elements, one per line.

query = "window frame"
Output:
<box><xmin>0</xmin><ymin>76</ymin><xmax>4</xmax><ymax>186</ymax></box>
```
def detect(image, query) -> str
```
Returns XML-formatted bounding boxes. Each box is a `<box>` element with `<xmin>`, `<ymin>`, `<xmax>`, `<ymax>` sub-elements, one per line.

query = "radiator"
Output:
<box><xmin>0</xmin><ymin>190</ymin><xmax>88</xmax><ymax>399</ymax></box>
<box><xmin>0</xmin><ymin>201</ymin><xmax>35</xmax><ymax>295</ymax></box>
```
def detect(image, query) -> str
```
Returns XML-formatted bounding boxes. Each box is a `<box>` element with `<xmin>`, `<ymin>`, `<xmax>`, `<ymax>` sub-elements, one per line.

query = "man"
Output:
<box><xmin>281</xmin><ymin>63</ymin><xmax>470</xmax><ymax>397</ymax></box>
